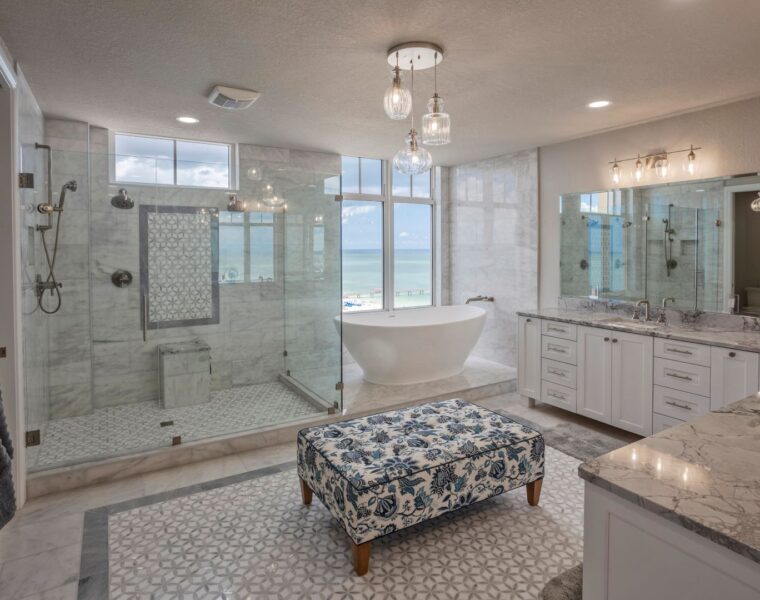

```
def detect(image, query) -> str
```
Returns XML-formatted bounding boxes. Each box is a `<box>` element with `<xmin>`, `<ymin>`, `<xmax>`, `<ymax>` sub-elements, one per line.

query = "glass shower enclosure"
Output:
<box><xmin>20</xmin><ymin>139</ymin><xmax>342</xmax><ymax>473</ymax></box>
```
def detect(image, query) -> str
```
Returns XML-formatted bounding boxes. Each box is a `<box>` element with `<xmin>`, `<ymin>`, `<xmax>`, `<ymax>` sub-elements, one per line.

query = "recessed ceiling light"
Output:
<box><xmin>588</xmin><ymin>100</ymin><xmax>610</xmax><ymax>108</ymax></box>
<box><xmin>176</xmin><ymin>116</ymin><xmax>199</xmax><ymax>124</ymax></box>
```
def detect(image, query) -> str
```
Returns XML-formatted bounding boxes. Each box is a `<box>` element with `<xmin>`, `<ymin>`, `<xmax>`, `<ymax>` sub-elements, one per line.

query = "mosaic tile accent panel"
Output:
<box><xmin>139</xmin><ymin>205</ymin><xmax>220</xmax><ymax>328</ymax></box>
<box><xmin>26</xmin><ymin>382</ymin><xmax>324</xmax><ymax>471</ymax></box>
<box><xmin>99</xmin><ymin>446</ymin><xmax>581</xmax><ymax>599</ymax></box>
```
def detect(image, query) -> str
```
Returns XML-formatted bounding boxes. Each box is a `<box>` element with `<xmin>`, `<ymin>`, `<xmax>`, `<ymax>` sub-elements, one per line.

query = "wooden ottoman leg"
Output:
<box><xmin>351</xmin><ymin>541</ymin><xmax>371</xmax><ymax>576</ymax></box>
<box><xmin>299</xmin><ymin>477</ymin><xmax>313</xmax><ymax>505</ymax></box>
<box><xmin>526</xmin><ymin>478</ymin><xmax>543</xmax><ymax>506</ymax></box>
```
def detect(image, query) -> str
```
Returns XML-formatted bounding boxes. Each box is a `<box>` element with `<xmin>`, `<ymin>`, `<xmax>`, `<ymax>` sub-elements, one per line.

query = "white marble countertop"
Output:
<box><xmin>517</xmin><ymin>307</ymin><xmax>760</xmax><ymax>353</ymax></box>
<box><xmin>579</xmin><ymin>394</ymin><xmax>760</xmax><ymax>564</ymax></box>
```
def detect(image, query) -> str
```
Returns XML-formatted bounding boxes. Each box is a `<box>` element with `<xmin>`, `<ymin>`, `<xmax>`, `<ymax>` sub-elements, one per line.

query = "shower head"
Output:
<box><xmin>110</xmin><ymin>188</ymin><xmax>134</xmax><ymax>209</ymax></box>
<box><xmin>57</xmin><ymin>180</ymin><xmax>77</xmax><ymax>209</ymax></box>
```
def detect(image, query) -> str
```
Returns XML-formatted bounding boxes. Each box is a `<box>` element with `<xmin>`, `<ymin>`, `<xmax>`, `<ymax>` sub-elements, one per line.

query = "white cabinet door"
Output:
<box><xmin>610</xmin><ymin>331</ymin><xmax>653</xmax><ymax>436</ymax></box>
<box><xmin>577</xmin><ymin>326</ymin><xmax>612</xmax><ymax>423</ymax></box>
<box><xmin>517</xmin><ymin>316</ymin><xmax>541</xmax><ymax>400</ymax></box>
<box><xmin>710</xmin><ymin>347</ymin><xmax>760</xmax><ymax>410</ymax></box>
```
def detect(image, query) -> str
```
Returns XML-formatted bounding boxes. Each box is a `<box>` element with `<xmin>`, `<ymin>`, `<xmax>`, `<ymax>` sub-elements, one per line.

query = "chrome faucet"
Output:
<box><xmin>633</xmin><ymin>299</ymin><xmax>650</xmax><ymax>321</ymax></box>
<box><xmin>658</xmin><ymin>297</ymin><xmax>676</xmax><ymax>323</ymax></box>
<box><xmin>466</xmin><ymin>295</ymin><xmax>495</xmax><ymax>304</ymax></box>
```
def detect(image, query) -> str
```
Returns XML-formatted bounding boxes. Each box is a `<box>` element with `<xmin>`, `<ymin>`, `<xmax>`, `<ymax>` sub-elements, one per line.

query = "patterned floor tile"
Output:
<box><xmin>106</xmin><ymin>447</ymin><xmax>582</xmax><ymax>598</ymax></box>
<box><xmin>28</xmin><ymin>382</ymin><xmax>324</xmax><ymax>472</ymax></box>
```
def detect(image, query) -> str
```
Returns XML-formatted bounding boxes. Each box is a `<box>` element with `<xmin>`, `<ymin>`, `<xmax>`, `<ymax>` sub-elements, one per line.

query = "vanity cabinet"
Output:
<box><xmin>517</xmin><ymin>316</ymin><xmax>541</xmax><ymax>401</ymax></box>
<box><xmin>710</xmin><ymin>347</ymin><xmax>759</xmax><ymax>410</ymax></box>
<box><xmin>577</xmin><ymin>327</ymin><xmax>612</xmax><ymax>423</ymax></box>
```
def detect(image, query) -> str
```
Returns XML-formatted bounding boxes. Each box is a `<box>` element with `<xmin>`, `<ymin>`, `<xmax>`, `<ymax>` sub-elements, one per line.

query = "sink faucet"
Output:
<box><xmin>466</xmin><ymin>295</ymin><xmax>495</xmax><ymax>304</ymax></box>
<box><xmin>633</xmin><ymin>299</ymin><xmax>650</xmax><ymax>321</ymax></box>
<box><xmin>658</xmin><ymin>297</ymin><xmax>676</xmax><ymax>323</ymax></box>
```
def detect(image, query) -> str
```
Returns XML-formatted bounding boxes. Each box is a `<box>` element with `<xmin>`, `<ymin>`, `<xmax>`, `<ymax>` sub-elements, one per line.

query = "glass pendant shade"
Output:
<box><xmin>611</xmin><ymin>160</ymin><xmax>621</xmax><ymax>185</ymax></box>
<box><xmin>422</xmin><ymin>94</ymin><xmax>451</xmax><ymax>145</ymax></box>
<box><xmin>393</xmin><ymin>129</ymin><xmax>432</xmax><ymax>175</ymax></box>
<box><xmin>751</xmin><ymin>193</ymin><xmax>760</xmax><ymax>213</ymax></box>
<box><xmin>633</xmin><ymin>156</ymin><xmax>644</xmax><ymax>182</ymax></box>
<box><xmin>655</xmin><ymin>157</ymin><xmax>669</xmax><ymax>179</ymax></box>
<box><xmin>686</xmin><ymin>146</ymin><xmax>697</xmax><ymax>175</ymax></box>
<box><xmin>261</xmin><ymin>183</ymin><xmax>285</xmax><ymax>208</ymax></box>
<box><xmin>383</xmin><ymin>67</ymin><xmax>412</xmax><ymax>120</ymax></box>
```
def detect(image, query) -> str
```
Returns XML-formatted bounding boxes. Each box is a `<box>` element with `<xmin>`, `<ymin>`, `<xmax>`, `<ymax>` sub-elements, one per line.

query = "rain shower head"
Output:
<box><xmin>110</xmin><ymin>188</ymin><xmax>134</xmax><ymax>209</ymax></box>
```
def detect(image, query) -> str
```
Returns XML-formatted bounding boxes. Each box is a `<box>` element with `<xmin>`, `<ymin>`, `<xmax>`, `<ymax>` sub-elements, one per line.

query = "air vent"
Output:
<box><xmin>208</xmin><ymin>85</ymin><xmax>261</xmax><ymax>110</ymax></box>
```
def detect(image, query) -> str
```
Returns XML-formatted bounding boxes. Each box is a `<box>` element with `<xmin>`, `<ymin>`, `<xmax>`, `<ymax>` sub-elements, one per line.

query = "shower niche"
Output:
<box><xmin>559</xmin><ymin>176</ymin><xmax>741</xmax><ymax>313</ymax></box>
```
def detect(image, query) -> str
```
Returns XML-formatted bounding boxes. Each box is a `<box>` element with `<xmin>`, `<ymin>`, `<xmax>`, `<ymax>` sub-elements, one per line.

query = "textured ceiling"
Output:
<box><xmin>2</xmin><ymin>0</ymin><xmax>760</xmax><ymax>165</ymax></box>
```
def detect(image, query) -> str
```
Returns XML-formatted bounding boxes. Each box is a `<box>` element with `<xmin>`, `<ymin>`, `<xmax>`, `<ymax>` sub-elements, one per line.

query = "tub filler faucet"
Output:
<box><xmin>466</xmin><ymin>295</ymin><xmax>495</xmax><ymax>304</ymax></box>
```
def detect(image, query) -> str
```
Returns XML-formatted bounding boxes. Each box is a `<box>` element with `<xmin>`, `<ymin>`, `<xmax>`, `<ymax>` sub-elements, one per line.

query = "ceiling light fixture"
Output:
<box><xmin>393</xmin><ymin>63</ymin><xmax>432</xmax><ymax>175</ymax></box>
<box><xmin>588</xmin><ymin>100</ymin><xmax>611</xmax><ymax>108</ymax></box>
<box><xmin>176</xmin><ymin>116</ymin><xmax>199</xmax><ymax>124</ymax></box>
<box><xmin>421</xmin><ymin>51</ymin><xmax>450</xmax><ymax>145</ymax></box>
<box><xmin>383</xmin><ymin>52</ymin><xmax>412</xmax><ymax>120</ymax></box>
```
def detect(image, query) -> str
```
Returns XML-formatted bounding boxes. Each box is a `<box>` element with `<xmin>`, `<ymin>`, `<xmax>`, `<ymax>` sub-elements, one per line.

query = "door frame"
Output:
<box><xmin>0</xmin><ymin>44</ymin><xmax>26</xmax><ymax>506</ymax></box>
<box><xmin>722</xmin><ymin>182</ymin><xmax>760</xmax><ymax>313</ymax></box>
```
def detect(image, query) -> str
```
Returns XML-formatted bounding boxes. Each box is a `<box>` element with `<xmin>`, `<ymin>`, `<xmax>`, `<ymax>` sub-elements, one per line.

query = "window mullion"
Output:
<box><xmin>384</xmin><ymin>160</ymin><xmax>394</xmax><ymax>311</ymax></box>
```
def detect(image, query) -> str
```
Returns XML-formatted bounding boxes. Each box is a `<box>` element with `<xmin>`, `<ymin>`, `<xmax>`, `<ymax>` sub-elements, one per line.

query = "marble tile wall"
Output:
<box><xmin>446</xmin><ymin>149</ymin><xmax>539</xmax><ymax>367</ymax></box>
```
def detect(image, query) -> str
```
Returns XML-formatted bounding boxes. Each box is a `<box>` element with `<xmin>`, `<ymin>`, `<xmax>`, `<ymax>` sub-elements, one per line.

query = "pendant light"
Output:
<box><xmin>393</xmin><ymin>64</ymin><xmax>432</xmax><ymax>175</ymax></box>
<box><xmin>422</xmin><ymin>52</ymin><xmax>451</xmax><ymax>145</ymax></box>
<box><xmin>751</xmin><ymin>192</ymin><xmax>760</xmax><ymax>213</ymax></box>
<box><xmin>383</xmin><ymin>52</ymin><xmax>412</xmax><ymax>120</ymax></box>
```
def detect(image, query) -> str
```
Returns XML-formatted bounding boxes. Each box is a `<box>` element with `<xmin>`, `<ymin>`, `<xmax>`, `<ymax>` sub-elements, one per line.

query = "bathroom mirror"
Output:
<box><xmin>559</xmin><ymin>174</ymin><xmax>760</xmax><ymax>314</ymax></box>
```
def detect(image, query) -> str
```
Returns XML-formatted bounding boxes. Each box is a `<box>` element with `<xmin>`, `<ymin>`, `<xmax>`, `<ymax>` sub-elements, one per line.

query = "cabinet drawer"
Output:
<box><xmin>653</xmin><ymin>357</ymin><xmax>711</xmax><ymax>397</ymax></box>
<box><xmin>541</xmin><ymin>358</ymin><xmax>577</xmax><ymax>388</ymax></box>
<box><xmin>654</xmin><ymin>338</ymin><xmax>711</xmax><ymax>367</ymax></box>
<box><xmin>541</xmin><ymin>320</ymin><xmax>577</xmax><ymax>341</ymax></box>
<box><xmin>653</xmin><ymin>385</ymin><xmax>710</xmax><ymax>421</ymax></box>
<box><xmin>541</xmin><ymin>380</ymin><xmax>577</xmax><ymax>412</ymax></box>
<box><xmin>653</xmin><ymin>412</ymin><xmax>685</xmax><ymax>434</ymax></box>
<box><xmin>541</xmin><ymin>336</ymin><xmax>577</xmax><ymax>365</ymax></box>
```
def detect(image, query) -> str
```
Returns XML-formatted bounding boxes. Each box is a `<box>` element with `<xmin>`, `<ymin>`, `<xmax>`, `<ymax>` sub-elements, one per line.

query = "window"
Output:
<box><xmin>218</xmin><ymin>211</ymin><xmax>275</xmax><ymax>283</ymax></box>
<box><xmin>339</xmin><ymin>156</ymin><xmax>434</xmax><ymax>312</ymax></box>
<box><xmin>113</xmin><ymin>133</ymin><xmax>232</xmax><ymax>189</ymax></box>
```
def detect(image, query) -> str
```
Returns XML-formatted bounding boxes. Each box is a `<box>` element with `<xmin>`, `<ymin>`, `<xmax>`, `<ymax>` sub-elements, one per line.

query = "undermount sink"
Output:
<box><xmin>601</xmin><ymin>317</ymin><xmax>663</xmax><ymax>330</ymax></box>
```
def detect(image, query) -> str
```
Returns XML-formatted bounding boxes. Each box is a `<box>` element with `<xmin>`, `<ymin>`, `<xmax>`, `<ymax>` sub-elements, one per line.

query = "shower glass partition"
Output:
<box><xmin>22</xmin><ymin>146</ymin><xmax>342</xmax><ymax>473</ymax></box>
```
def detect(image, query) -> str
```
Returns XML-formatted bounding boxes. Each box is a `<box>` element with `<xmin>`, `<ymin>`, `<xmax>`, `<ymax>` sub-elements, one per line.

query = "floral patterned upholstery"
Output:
<box><xmin>297</xmin><ymin>398</ymin><xmax>545</xmax><ymax>545</ymax></box>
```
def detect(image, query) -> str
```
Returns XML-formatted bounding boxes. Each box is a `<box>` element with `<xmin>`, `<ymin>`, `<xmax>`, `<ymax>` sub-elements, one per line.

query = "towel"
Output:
<box><xmin>0</xmin><ymin>389</ymin><xmax>16</xmax><ymax>530</ymax></box>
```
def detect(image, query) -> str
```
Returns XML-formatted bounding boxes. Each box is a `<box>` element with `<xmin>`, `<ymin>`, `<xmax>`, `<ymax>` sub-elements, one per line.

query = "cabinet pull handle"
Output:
<box><xmin>665</xmin><ymin>399</ymin><xmax>692</xmax><ymax>410</ymax></box>
<box><xmin>526</xmin><ymin>318</ymin><xmax>532</xmax><ymax>322</ymax></box>
<box><xmin>548</xmin><ymin>344</ymin><xmax>567</xmax><ymax>353</ymax></box>
<box><xmin>547</xmin><ymin>325</ymin><xmax>564</xmax><ymax>332</ymax></box>
<box><xmin>547</xmin><ymin>368</ymin><xmax>565</xmax><ymax>377</ymax></box>
<box><xmin>665</xmin><ymin>371</ymin><xmax>693</xmax><ymax>381</ymax></box>
<box><xmin>666</xmin><ymin>347</ymin><xmax>693</xmax><ymax>355</ymax></box>
<box><xmin>729</xmin><ymin>351</ymin><xmax>736</xmax><ymax>358</ymax></box>
<box><xmin>548</xmin><ymin>391</ymin><xmax>566</xmax><ymax>400</ymax></box>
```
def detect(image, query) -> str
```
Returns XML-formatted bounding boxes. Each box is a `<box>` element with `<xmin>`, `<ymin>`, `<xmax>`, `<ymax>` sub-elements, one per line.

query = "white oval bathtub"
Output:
<box><xmin>339</xmin><ymin>305</ymin><xmax>486</xmax><ymax>385</ymax></box>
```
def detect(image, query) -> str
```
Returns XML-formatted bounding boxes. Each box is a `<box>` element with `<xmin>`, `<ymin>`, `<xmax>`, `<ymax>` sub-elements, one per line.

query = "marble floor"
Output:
<box><xmin>27</xmin><ymin>382</ymin><xmax>325</xmax><ymax>472</ymax></box>
<box><xmin>0</xmin><ymin>392</ymin><xmax>632</xmax><ymax>600</ymax></box>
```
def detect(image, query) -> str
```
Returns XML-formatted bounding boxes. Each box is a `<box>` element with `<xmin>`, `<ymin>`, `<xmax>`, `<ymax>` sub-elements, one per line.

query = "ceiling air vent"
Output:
<box><xmin>207</xmin><ymin>85</ymin><xmax>261</xmax><ymax>110</ymax></box>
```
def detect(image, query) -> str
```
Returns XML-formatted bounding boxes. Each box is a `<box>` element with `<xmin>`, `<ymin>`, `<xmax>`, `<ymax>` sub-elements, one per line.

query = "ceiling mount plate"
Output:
<box><xmin>387</xmin><ymin>42</ymin><xmax>444</xmax><ymax>71</ymax></box>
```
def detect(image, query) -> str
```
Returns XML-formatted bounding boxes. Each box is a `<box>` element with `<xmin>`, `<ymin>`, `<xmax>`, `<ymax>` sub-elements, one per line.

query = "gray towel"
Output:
<box><xmin>0</xmin><ymin>389</ymin><xmax>16</xmax><ymax>530</ymax></box>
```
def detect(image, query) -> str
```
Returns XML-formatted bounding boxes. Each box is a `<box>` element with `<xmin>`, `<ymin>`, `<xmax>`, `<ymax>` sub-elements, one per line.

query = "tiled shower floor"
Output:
<box><xmin>26</xmin><ymin>382</ymin><xmax>325</xmax><ymax>472</ymax></box>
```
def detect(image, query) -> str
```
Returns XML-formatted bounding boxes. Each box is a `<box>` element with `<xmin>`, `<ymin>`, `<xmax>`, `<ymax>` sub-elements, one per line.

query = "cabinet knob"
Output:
<box><xmin>612</xmin><ymin>338</ymin><xmax>618</xmax><ymax>343</ymax></box>
<box><xmin>729</xmin><ymin>351</ymin><xmax>736</xmax><ymax>358</ymax></box>
<box><xmin>526</xmin><ymin>318</ymin><xmax>532</xmax><ymax>322</ymax></box>
<box><xmin>604</xmin><ymin>337</ymin><xmax>610</xmax><ymax>342</ymax></box>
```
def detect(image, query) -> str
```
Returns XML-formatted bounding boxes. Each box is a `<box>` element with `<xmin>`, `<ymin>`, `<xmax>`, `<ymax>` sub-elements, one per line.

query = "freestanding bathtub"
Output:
<box><xmin>339</xmin><ymin>305</ymin><xmax>486</xmax><ymax>385</ymax></box>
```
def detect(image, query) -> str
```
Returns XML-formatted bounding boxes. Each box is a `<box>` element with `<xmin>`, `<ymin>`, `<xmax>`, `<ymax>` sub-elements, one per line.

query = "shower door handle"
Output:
<box><xmin>142</xmin><ymin>294</ymin><xmax>148</xmax><ymax>342</ymax></box>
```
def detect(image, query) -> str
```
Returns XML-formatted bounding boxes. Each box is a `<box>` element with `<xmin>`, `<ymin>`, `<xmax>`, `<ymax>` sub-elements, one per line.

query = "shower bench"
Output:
<box><xmin>296</xmin><ymin>398</ymin><xmax>545</xmax><ymax>575</ymax></box>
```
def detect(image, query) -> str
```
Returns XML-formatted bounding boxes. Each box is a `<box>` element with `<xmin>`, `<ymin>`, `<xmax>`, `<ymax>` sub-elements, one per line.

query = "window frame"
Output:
<box><xmin>218</xmin><ymin>211</ymin><xmax>277</xmax><ymax>285</ymax></box>
<box><xmin>340</xmin><ymin>157</ymin><xmax>436</xmax><ymax>312</ymax></box>
<box><xmin>109</xmin><ymin>131</ymin><xmax>238</xmax><ymax>191</ymax></box>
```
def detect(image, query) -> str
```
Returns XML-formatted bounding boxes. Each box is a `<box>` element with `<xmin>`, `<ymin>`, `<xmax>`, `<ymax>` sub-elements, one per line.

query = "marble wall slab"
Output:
<box><xmin>446</xmin><ymin>149</ymin><xmax>539</xmax><ymax>367</ymax></box>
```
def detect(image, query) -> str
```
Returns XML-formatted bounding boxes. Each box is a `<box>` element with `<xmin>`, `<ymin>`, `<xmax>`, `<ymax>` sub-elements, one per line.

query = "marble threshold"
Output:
<box><xmin>579</xmin><ymin>393</ymin><xmax>760</xmax><ymax>564</ymax></box>
<box><xmin>26</xmin><ymin>357</ymin><xmax>515</xmax><ymax>498</ymax></box>
<box><xmin>518</xmin><ymin>307</ymin><xmax>760</xmax><ymax>353</ymax></box>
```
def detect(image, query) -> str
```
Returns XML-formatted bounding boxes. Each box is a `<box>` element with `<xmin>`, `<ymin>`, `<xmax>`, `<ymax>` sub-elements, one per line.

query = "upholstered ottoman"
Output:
<box><xmin>297</xmin><ymin>398</ymin><xmax>545</xmax><ymax>575</ymax></box>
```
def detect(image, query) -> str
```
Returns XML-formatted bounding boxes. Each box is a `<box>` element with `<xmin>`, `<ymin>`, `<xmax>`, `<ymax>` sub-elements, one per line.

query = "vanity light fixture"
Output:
<box><xmin>421</xmin><ymin>52</ymin><xmax>450</xmax><ymax>145</ymax></box>
<box><xmin>611</xmin><ymin>159</ymin><xmax>621</xmax><ymax>185</ymax></box>
<box><xmin>607</xmin><ymin>146</ymin><xmax>701</xmax><ymax>185</ymax></box>
<box><xmin>654</xmin><ymin>155</ymin><xmax>669</xmax><ymax>179</ymax></box>
<box><xmin>686</xmin><ymin>145</ymin><xmax>697</xmax><ymax>175</ymax></box>
<box><xmin>383</xmin><ymin>52</ymin><xmax>412</xmax><ymax>120</ymax></box>
<box><xmin>633</xmin><ymin>154</ymin><xmax>644</xmax><ymax>182</ymax></box>
<box><xmin>751</xmin><ymin>192</ymin><xmax>760</xmax><ymax>212</ymax></box>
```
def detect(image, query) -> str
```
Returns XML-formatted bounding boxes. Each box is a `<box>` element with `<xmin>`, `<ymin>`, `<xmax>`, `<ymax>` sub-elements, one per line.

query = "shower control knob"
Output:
<box><xmin>111</xmin><ymin>269</ymin><xmax>133</xmax><ymax>288</ymax></box>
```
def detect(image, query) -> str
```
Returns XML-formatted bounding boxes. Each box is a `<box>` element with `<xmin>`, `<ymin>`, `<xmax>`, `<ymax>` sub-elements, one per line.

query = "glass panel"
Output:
<box><xmin>392</xmin><ymin>166</ymin><xmax>411</xmax><ymax>197</ymax></box>
<box><xmin>250</xmin><ymin>222</ymin><xmax>274</xmax><ymax>281</ymax></box>
<box><xmin>412</xmin><ymin>172</ymin><xmax>431</xmax><ymax>198</ymax></box>
<box><xmin>341</xmin><ymin>155</ymin><xmax>360</xmax><ymax>194</ymax></box>
<box><xmin>393</xmin><ymin>203</ymin><xmax>432</xmax><ymax>308</ymax></box>
<box><xmin>360</xmin><ymin>158</ymin><xmax>382</xmax><ymax>195</ymax></box>
<box><xmin>176</xmin><ymin>140</ymin><xmax>230</xmax><ymax>188</ymax></box>
<box><xmin>114</xmin><ymin>133</ymin><xmax>173</xmax><ymax>185</ymax></box>
<box><xmin>324</xmin><ymin>174</ymin><xmax>340</xmax><ymax>196</ymax></box>
<box><xmin>342</xmin><ymin>200</ymin><xmax>383</xmax><ymax>311</ymax></box>
<box><xmin>219</xmin><ymin>213</ymin><xmax>245</xmax><ymax>283</ymax></box>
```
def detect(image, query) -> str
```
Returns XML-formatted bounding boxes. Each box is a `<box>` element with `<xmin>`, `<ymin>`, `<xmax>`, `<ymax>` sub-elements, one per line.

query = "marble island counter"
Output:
<box><xmin>517</xmin><ymin>307</ymin><xmax>760</xmax><ymax>353</ymax></box>
<box><xmin>579</xmin><ymin>395</ymin><xmax>760</xmax><ymax>599</ymax></box>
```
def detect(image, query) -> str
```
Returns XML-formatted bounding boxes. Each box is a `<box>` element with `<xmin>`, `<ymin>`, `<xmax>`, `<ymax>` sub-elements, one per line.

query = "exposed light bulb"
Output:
<box><xmin>633</xmin><ymin>155</ymin><xmax>644</xmax><ymax>182</ymax></box>
<box><xmin>686</xmin><ymin>145</ymin><xmax>697</xmax><ymax>175</ymax></box>
<box><xmin>751</xmin><ymin>192</ymin><xmax>760</xmax><ymax>213</ymax></box>
<box><xmin>655</xmin><ymin>156</ymin><xmax>669</xmax><ymax>179</ymax></box>
<box><xmin>611</xmin><ymin>160</ymin><xmax>621</xmax><ymax>185</ymax></box>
